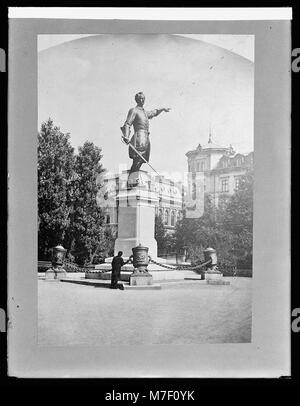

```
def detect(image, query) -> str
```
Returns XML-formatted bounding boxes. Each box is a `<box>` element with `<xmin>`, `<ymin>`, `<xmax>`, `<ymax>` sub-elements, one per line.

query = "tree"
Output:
<box><xmin>174</xmin><ymin>171</ymin><xmax>253</xmax><ymax>269</ymax></box>
<box><xmin>222</xmin><ymin>170</ymin><xmax>253</xmax><ymax>267</ymax></box>
<box><xmin>70</xmin><ymin>141</ymin><xmax>110</xmax><ymax>265</ymax></box>
<box><xmin>155</xmin><ymin>214</ymin><xmax>176</xmax><ymax>255</ymax></box>
<box><xmin>38</xmin><ymin>118</ymin><xmax>75</xmax><ymax>258</ymax></box>
<box><xmin>174</xmin><ymin>194</ymin><xmax>217</xmax><ymax>255</ymax></box>
<box><xmin>222</xmin><ymin>171</ymin><xmax>253</xmax><ymax>234</ymax></box>
<box><xmin>155</xmin><ymin>214</ymin><xmax>166</xmax><ymax>253</ymax></box>
<box><xmin>38</xmin><ymin>119</ymin><xmax>112</xmax><ymax>265</ymax></box>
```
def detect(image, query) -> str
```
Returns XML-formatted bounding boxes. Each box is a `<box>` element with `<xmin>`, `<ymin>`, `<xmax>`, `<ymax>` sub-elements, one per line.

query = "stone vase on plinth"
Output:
<box><xmin>45</xmin><ymin>244</ymin><xmax>67</xmax><ymax>281</ymax></box>
<box><xmin>203</xmin><ymin>247</ymin><xmax>230</xmax><ymax>285</ymax></box>
<box><xmin>130</xmin><ymin>244</ymin><xmax>153</xmax><ymax>286</ymax></box>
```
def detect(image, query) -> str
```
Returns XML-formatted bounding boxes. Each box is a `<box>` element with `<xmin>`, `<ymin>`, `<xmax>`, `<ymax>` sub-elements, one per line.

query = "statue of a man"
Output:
<box><xmin>121</xmin><ymin>92</ymin><xmax>170</xmax><ymax>183</ymax></box>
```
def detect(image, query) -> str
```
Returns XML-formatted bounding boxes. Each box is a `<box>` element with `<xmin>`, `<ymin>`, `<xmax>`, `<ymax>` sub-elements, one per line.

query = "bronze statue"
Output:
<box><xmin>121</xmin><ymin>92</ymin><xmax>170</xmax><ymax>185</ymax></box>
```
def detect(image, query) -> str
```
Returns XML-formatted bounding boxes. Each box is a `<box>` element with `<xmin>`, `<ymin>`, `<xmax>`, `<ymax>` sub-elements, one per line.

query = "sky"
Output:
<box><xmin>38</xmin><ymin>34</ymin><xmax>254</xmax><ymax>61</ymax></box>
<box><xmin>38</xmin><ymin>34</ymin><xmax>254</xmax><ymax>179</ymax></box>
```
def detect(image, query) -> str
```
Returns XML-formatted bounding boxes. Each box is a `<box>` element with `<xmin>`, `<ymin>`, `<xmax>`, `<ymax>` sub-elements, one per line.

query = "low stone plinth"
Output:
<box><xmin>45</xmin><ymin>268</ymin><xmax>67</xmax><ymax>281</ymax></box>
<box><xmin>204</xmin><ymin>270</ymin><xmax>230</xmax><ymax>285</ymax></box>
<box><xmin>204</xmin><ymin>270</ymin><xmax>223</xmax><ymax>281</ymax></box>
<box><xmin>130</xmin><ymin>272</ymin><xmax>153</xmax><ymax>286</ymax></box>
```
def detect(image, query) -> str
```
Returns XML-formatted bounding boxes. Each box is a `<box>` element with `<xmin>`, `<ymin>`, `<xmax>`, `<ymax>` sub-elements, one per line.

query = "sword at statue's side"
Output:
<box><xmin>120</xmin><ymin>127</ymin><xmax>161</xmax><ymax>177</ymax></box>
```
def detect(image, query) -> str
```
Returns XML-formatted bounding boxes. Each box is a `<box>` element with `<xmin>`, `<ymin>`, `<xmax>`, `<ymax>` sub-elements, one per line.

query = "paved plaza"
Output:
<box><xmin>38</xmin><ymin>277</ymin><xmax>252</xmax><ymax>345</ymax></box>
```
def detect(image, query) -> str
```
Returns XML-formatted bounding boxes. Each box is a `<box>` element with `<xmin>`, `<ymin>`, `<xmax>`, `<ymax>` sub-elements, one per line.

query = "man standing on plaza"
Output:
<box><xmin>110</xmin><ymin>251</ymin><xmax>131</xmax><ymax>289</ymax></box>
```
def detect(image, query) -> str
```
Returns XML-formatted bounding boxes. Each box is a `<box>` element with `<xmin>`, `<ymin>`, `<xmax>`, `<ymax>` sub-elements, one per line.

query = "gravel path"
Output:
<box><xmin>38</xmin><ymin>277</ymin><xmax>252</xmax><ymax>345</ymax></box>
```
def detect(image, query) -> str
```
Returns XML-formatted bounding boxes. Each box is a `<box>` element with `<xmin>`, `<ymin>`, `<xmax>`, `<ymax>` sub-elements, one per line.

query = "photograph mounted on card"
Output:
<box><xmin>8</xmin><ymin>9</ymin><xmax>291</xmax><ymax>378</ymax></box>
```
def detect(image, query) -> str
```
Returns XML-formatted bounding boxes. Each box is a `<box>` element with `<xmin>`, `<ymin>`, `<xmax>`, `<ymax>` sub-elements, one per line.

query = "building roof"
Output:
<box><xmin>202</xmin><ymin>141</ymin><xmax>226</xmax><ymax>150</ymax></box>
<box><xmin>186</xmin><ymin>134</ymin><xmax>229</xmax><ymax>157</ymax></box>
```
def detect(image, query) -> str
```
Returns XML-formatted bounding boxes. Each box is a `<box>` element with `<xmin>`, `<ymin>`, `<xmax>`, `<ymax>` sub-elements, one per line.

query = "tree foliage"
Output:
<box><xmin>155</xmin><ymin>214</ymin><xmax>176</xmax><ymax>255</ymax></box>
<box><xmin>38</xmin><ymin>119</ymin><xmax>112</xmax><ymax>264</ymax></box>
<box><xmin>70</xmin><ymin>141</ymin><xmax>111</xmax><ymax>265</ymax></box>
<box><xmin>174</xmin><ymin>171</ymin><xmax>253</xmax><ymax>269</ymax></box>
<box><xmin>38</xmin><ymin>118</ymin><xmax>75</xmax><ymax>258</ymax></box>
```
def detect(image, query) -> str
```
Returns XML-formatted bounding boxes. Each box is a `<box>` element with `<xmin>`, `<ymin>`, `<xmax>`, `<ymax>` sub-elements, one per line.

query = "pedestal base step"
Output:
<box><xmin>85</xmin><ymin>270</ymin><xmax>189</xmax><ymax>282</ymax></box>
<box><xmin>184</xmin><ymin>275</ymin><xmax>204</xmax><ymax>281</ymax></box>
<box><xmin>49</xmin><ymin>277</ymin><xmax>229</xmax><ymax>288</ymax></box>
<box><xmin>123</xmin><ymin>284</ymin><xmax>161</xmax><ymax>290</ymax></box>
<box><xmin>206</xmin><ymin>279</ymin><xmax>230</xmax><ymax>285</ymax></box>
<box><xmin>59</xmin><ymin>277</ymin><xmax>162</xmax><ymax>290</ymax></box>
<box><xmin>59</xmin><ymin>278</ymin><xmax>113</xmax><ymax>288</ymax></box>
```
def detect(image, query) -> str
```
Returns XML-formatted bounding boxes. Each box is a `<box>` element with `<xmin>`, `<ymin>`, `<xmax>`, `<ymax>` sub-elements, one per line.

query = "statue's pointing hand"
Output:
<box><xmin>163</xmin><ymin>107</ymin><xmax>171</xmax><ymax>113</ymax></box>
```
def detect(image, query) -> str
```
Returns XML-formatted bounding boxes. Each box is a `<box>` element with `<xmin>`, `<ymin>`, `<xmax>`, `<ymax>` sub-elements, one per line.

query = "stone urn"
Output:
<box><xmin>45</xmin><ymin>244</ymin><xmax>67</xmax><ymax>280</ymax></box>
<box><xmin>203</xmin><ymin>247</ymin><xmax>218</xmax><ymax>269</ymax></box>
<box><xmin>130</xmin><ymin>244</ymin><xmax>153</xmax><ymax>286</ymax></box>
<box><xmin>132</xmin><ymin>244</ymin><xmax>150</xmax><ymax>273</ymax></box>
<box><xmin>203</xmin><ymin>247</ymin><xmax>224</xmax><ymax>283</ymax></box>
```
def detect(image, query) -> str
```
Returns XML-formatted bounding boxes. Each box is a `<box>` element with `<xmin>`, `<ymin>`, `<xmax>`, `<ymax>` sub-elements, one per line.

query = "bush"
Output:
<box><xmin>217</xmin><ymin>260</ymin><xmax>237</xmax><ymax>276</ymax></box>
<box><xmin>237</xmin><ymin>254</ymin><xmax>252</xmax><ymax>269</ymax></box>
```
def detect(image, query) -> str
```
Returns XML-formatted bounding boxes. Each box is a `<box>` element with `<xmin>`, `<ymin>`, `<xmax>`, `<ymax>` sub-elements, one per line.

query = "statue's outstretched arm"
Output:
<box><xmin>147</xmin><ymin>107</ymin><xmax>171</xmax><ymax>119</ymax></box>
<box><xmin>157</xmin><ymin>107</ymin><xmax>171</xmax><ymax>113</ymax></box>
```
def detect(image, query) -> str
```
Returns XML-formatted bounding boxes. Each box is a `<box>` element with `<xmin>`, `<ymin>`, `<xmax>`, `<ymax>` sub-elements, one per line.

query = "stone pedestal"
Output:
<box><xmin>45</xmin><ymin>267</ymin><xmax>67</xmax><ymax>280</ymax></box>
<box><xmin>204</xmin><ymin>269</ymin><xmax>223</xmax><ymax>281</ymax></box>
<box><xmin>204</xmin><ymin>269</ymin><xmax>230</xmax><ymax>285</ymax></box>
<box><xmin>130</xmin><ymin>272</ymin><xmax>153</xmax><ymax>286</ymax></box>
<box><xmin>114</xmin><ymin>171</ymin><xmax>159</xmax><ymax>258</ymax></box>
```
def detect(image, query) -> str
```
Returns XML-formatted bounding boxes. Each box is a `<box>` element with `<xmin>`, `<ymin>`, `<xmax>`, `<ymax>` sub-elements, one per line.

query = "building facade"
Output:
<box><xmin>100</xmin><ymin>136</ymin><xmax>253</xmax><ymax>236</ymax></box>
<box><xmin>186</xmin><ymin>135</ymin><xmax>253</xmax><ymax>208</ymax></box>
<box><xmin>100</xmin><ymin>171</ymin><xmax>184</xmax><ymax>234</ymax></box>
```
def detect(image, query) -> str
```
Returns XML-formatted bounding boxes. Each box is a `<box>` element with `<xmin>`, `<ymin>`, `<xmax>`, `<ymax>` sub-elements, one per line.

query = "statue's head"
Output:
<box><xmin>135</xmin><ymin>92</ymin><xmax>145</xmax><ymax>106</ymax></box>
<box><xmin>118</xmin><ymin>251</ymin><xmax>123</xmax><ymax>257</ymax></box>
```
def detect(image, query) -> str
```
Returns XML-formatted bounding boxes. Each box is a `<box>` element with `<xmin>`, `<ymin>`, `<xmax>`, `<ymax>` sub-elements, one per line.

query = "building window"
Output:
<box><xmin>164</xmin><ymin>209</ymin><xmax>169</xmax><ymax>225</ymax></box>
<box><xmin>171</xmin><ymin>211</ymin><xmax>175</xmax><ymax>226</ymax></box>
<box><xmin>234</xmin><ymin>176</ymin><xmax>241</xmax><ymax>190</ymax></box>
<box><xmin>236</xmin><ymin>157</ymin><xmax>243</xmax><ymax>166</ymax></box>
<box><xmin>222</xmin><ymin>160</ymin><xmax>227</xmax><ymax>168</ymax></box>
<box><xmin>106</xmin><ymin>214</ymin><xmax>110</xmax><ymax>224</ymax></box>
<box><xmin>220</xmin><ymin>177</ymin><xmax>229</xmax><ymax>193</ymax></box>
<box><xmin>196</xmin><ymin>160</ymin><xmax>205</xmax><ymax>171</ymax></box>
<box><xmin>192</xmin><ymin>172</ymin><xmax>196</xmax><ymax>200</ymax></box>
